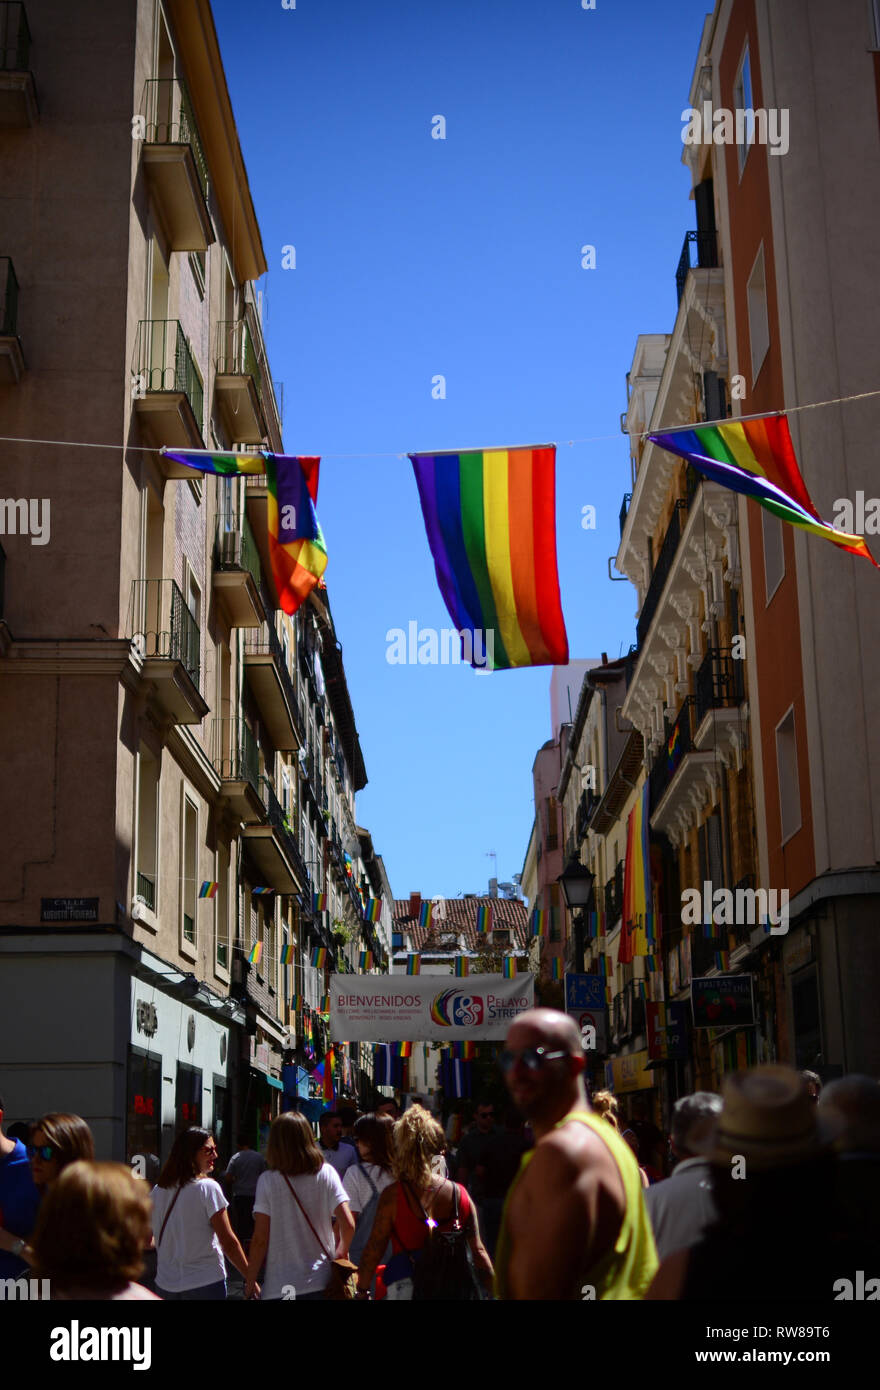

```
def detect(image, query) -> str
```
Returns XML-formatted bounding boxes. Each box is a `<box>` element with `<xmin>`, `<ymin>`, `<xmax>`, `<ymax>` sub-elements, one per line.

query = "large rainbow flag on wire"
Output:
<box><xmin>619</xmin><ymin>780</ymin><xmax>652</xmax><ymax>965</ymax></box>
<box><xmin>160</xmin><ymin>449</ymin><xmax>331</xmax><ymax>609</ymax></box>
<box><xmin>408</xmin><ymin>446</ymin><xmax>570</xmax><ymax>669</ymax></box>
<box><xmin>647</xmin><ymin>416</ymin><xmax>878</xmax><ymax>567</ymax></box>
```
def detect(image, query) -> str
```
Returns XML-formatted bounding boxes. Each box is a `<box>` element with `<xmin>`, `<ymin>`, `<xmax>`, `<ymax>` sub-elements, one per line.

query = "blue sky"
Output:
<box><xmin>212</xmin><ymin>0</ymin><xmax>708</xmax><ymax>898</ymax></box>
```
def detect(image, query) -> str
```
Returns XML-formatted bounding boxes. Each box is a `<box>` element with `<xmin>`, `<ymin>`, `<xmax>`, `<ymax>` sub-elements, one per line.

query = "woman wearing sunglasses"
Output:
<box><xmin>150</xmin><ymin>1127</ymin><xmax>256</xmax><ymax>1301</ymax></box>
<box><xmin>0</xmin><ymin>1111</ymin><xmax>95</xmax><ymax>1268</ymax></box>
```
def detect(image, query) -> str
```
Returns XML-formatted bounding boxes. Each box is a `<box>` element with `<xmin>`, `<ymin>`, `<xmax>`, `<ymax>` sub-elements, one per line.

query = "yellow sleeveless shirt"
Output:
<box><xmin>493</xmin><ymin>1109</ymin><xmax>659</xmax><ymax>1300</ymax></box>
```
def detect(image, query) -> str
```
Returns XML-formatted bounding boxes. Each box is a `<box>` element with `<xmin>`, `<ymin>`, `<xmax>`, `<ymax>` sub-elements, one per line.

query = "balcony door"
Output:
<box><xmin>149</xmin><ymin>238</ymin><xmax>170</xmax><ymax>386</ymax></box>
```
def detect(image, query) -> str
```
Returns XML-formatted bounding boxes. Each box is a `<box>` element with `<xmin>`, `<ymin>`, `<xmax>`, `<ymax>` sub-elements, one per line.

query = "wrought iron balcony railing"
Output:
<box><xmin>259</xmin><ymin>774</ymin><xmax>309</xmax><ymax>886</ymax></box>
<box><xmin>141</xmin><ymin>76</ymin><xmax>209</xmax><ymax>201</ymax></box>
<box><xmin>214</xmin><ymin>509</ymin><xmax>261</xmax><ymax>589</ymax></box>
<box><xmin>695</xmin><ymin>646</ymin><xmax>745</xmax><ymax>728</ymax></box>
<box><xmin>133</xmin><ymin>320</ymin><xmax>204</xmax><ymax>436</ymax></box>
<box><xmin>619</xmin><ymin>492</ymin><xmax>632</xmax><ymax>539</ymax></box>
<box><xmin>649</xmin><ymin>696</ymin><xmax>695</xmax><ymax>810</ymax></box>
<box><xmin>244</xmin><ymin>622</ymin><xmax>305</xmax><ymax>745</ymax></box>
<box><xmin>212</xmin><ymin>717</ymin><xmax>260</xmax><ymax>790</ymax></box>
<box><xmin>604</xmin><ymin>858</ymin><xmax>625</xmax><ymax>926</ymax></box>
<box><xmin>675</xmin><ymin>228</ymin><xmax>719</xmax><ymax>306</ymax></box>
<box><xmin>129</xmin><ymin>578</ymin><xmax>200</xmax><ymax>689</ymax></box>
<box><xmin>136</xmin><ymin>871</ymin><xmax>155</xmax><ymax>912</ymax></box>
<box><xmin>215</xmin><ymin>319</ymin><xmax>263</xmax><ymax>397</ymax></box>
<box><xmin>636</xmin><ymin>499</ymin><xmax>688</xmax><ymax>649</ymax></box>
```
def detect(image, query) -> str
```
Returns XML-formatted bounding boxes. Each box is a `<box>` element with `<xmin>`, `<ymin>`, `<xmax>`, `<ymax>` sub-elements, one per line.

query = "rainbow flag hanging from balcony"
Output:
<box><xmin>358</xmin><ymin>950</ymin><xmax>373</xmax><ymax>971</ymax></box>
<box><xmin>310</xmin><ymin>947</ymin><xmax>327</xmax><ymax>969</ymax></box>
<box><xmin>396</xmin><ymin>1041</ymin><xmax>414</xmax><ymax>1059</ymax></box>
<box><xmin>475</xmin><ymin>903</ymin><xmax>492</xmax><ymax>934</ymax></box>
<box><xmin>406</xmin><ymin>954</ymin><xmax>421</xmax><ymax>975</ymax></box>
<box><xmin>502</xmin><ymin>956</ymin><xmax>517</xmax><ymax>979</ymax></box>
<box><xmin>418</xmin><ymin>901</ymin><xmax>433</xmax><ymax>929</ymax></box>
<box><xmin>312</xmin><ymin>892</ymin><xmax>327</xmax><ymax>913</ymax></box>
<box><xmin>408</xmin><ymin>446</ymin><xmax>570</xmax><ymax>669</ymax></box>
<box><xmin>279</xmin><ymin>944</ymin><xmax>294</xmax><ymax>964</ymax></box>
<box><xmin>365</xmin><ymin>898</ymin><xmax>382</xmax><ymax>923</ymax></box>
<box><xmin>530</xmin><ymin>908</ymin><xmax>547</xmax><ymax>939</ymax></box>
<box><xmin>248</xmin><ymin>941</ymin><xmax>263</xmax><ymax>966</ymax></box>
<box><xmin>550</xmin><ymin>956</ymin><xmax>563</xmax><ymax>981</ymax></box>
<box><xmin>291</xmin><ymin>994</ymin><xmax>304</xmax><ymax>1012</ymax></box>
<box><xmin>619</xmin><ymin>781</ymin><xmax>651</xmax><ymax>966</ymax></box>
<box><xmin>647</xmin><ymin>416</ymin><xmax>879</xmax><ymax>567</ymax></box>
<box><xmin>454</xmin><ymin>956</ymin><xmax>470</xmax><ymax>977</ymax></box>
<box><xmin>251</xmin><ymin>886</ymin><xmax>274</xmax><ymax>895</ymax></box>
<box><xmin>199</xmin><ymin>881</ymin><xmax>218</xmax><ymax>899</ymax></box>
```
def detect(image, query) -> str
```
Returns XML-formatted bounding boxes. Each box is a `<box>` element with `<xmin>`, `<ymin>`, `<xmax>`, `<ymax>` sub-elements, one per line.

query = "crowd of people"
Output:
<box><xmin>1</xmin><ymin>1011</ymin><xmax>878</xmax><ymax>1300</ymax></box>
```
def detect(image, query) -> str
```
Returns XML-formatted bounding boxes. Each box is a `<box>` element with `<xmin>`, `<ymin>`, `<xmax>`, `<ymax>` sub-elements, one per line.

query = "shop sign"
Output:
<box><xmin>610</xmin><ymin>1049</ymin><xmax>655</xmax><ymax>1093</ymax></box>
<box><xmin>691</xmin><ymin>974</ymin><xmax>755</xmax><ymax>1029</ymax></box>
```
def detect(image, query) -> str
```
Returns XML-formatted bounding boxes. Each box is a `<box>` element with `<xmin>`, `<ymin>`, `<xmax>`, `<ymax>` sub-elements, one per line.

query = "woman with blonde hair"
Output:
<box><xmin>593</xmin><ymin>1091</ymin><xmax>649</xmax><ymax>1188</ymax></box>
<box><xmin>353</xmin><ymin>1104</ymin><xmax>494</xmax><ymax>1300</ymax></box>
<box><xmin>31</xmin><ymin>1161</ymin><xmax>159</xmax><ymax>1300</ymax></box>
<box><xmin>244</xmin><ymin>1110</ymin><xmax>355</xmax><ymax>1301</ymax></box>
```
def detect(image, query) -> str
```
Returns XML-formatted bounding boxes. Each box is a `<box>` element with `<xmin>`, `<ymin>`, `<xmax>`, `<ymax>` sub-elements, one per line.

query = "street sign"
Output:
<box><xmin>576</xmin><ymin>1008</ymin><xmax>606</xmax><ymax>1053</ymax></box>
<box><xmin>40</xmin><ymin>897</ymin><xmax>99</xmax><ymax>923</ymax></box>
<box><xmin>564</xmin><ymin>973</ymin><xmax>605</xmax><ymax>1011</ymax></box>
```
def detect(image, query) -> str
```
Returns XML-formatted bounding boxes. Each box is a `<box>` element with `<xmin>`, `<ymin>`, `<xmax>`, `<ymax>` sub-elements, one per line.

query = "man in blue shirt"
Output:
<box><xmin>0</xmin><ymin>1096</ymin><xmax>41</xmax><ymax>1276</ymax></box>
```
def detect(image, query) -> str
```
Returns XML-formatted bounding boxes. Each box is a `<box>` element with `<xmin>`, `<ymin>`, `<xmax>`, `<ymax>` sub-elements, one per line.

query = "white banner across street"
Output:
<box><xmin>329</xmin><ymin>973</ymin><xmax>535</xmax><ymax>1041</ymax></box>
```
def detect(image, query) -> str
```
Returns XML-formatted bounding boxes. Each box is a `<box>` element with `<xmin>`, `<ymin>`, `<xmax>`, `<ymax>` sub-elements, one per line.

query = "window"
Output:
<box><xmin>175</xmin><ymin>1063</ymin><xmax>202</xmax><ymax>1131</ymax></box>
<box><xmin>181</xmin><ymin>791</ymin><xmax>198</xmax><ymax>947</ymax></box>
<box><xmin>546</xmin><ymin>797</ymin><xmax>559</xmax><ymax>850</ymax></box>
<box><xmin>549</xmin><ymin>883</ymin><xmax>561</xmax><ymax>942</ymax></box>
<box><xmin>215</xmin><ymin>843</ymin><xmax>229</xmax><ymax>973</ymax></box>
<box><xmin>776</xmin><ymin>708</ymin><xmax>801</xmax><ymax>843</ymax></box>
<box><xmin>747</xmin><ymin>243</ymin><xmax>770</xmax><ymax>384</ymax></box>
<box><xmin>791</xmin><ymin>968</ymin><xmax>821</xmax><ymax>1070</ymax></box>
<box><xmin>189</xmin><ymin>250</ymin><xmax>206</xmax><ymax>299</ymax></box>
<box><xmin>127</xmin><ymin>1047</ymin><xmax>162</xmax><ymax>1169</ymax></box>
<box><xmin>282</xmin><ymin>922</ymin><xmax>291</xmax><ymax>1018</ymax></box>
<box><xmin>136</xmin><ymin>745</ymin><xmax>159</xmax><ymax>912</ymax></box>
<box><xmin>734</xmin><ymin>44</ymin><xmax>754</xmax><ymax>174</ymax></box>
<box><xmin>763</xmin><ymin>509</ymin><xmax>785</xmax><ymax>602</ymax></box>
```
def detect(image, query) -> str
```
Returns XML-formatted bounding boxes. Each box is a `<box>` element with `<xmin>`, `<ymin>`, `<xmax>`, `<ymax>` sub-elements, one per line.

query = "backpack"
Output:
<box><xmin>348</xmin><ymin>1164</ymin><xmax>390</xmax><ymax>1266</ymax></box>
<box><xmin>410</xmin><ymin>1181</ymin><xmax>485</xmax><ymax>1302</ymax></box>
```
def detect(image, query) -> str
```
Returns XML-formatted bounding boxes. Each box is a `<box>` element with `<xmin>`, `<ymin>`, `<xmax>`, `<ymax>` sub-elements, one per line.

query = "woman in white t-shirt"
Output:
<box><xmin>344</xmin><ymin>1113</ymin><xmax>395</xmax><ymax>1268</ymax></box>
<box><xmin>245</xmin><ymin>1111</ymin><xmax>355</xmax><ymax>1301</ymax></box>
<box><xmin>150</xmin><ymin>1127</ymin><xmax>253</xmax><ymax>1300</ymax></box>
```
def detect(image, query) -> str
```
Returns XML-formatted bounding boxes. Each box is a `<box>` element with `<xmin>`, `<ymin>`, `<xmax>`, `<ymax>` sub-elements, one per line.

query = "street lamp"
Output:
<box><xmin>557</xmin><ymin>856</ymin><xmax>595</xmax><ymax>973</ymax></box>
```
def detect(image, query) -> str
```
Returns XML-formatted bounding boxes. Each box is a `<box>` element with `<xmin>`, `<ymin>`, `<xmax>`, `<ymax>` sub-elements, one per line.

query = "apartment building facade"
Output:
<box><xmin>0</xmin><ymin>0</ymin><xmax>387</xmax><ymax>1157</ymax></box>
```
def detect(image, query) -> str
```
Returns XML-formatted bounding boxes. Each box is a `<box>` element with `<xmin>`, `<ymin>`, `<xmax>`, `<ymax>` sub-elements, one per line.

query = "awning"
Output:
<box><xmin>265</xmin><ymin>1075</ymin><xmax>283</xmax><ymax>1091</ymax></box>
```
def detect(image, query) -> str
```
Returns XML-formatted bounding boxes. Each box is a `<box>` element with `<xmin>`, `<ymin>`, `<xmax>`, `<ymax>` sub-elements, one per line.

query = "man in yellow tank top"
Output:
<box><xmin>494</xmin><ymin>1009</ymin><xmax>658</xmax><ymax>1300</ymax></box>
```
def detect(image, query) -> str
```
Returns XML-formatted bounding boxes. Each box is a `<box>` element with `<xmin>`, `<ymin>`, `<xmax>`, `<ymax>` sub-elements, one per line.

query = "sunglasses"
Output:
<box><xmin>27</xmin><ymin>1143</ymin><xmax>59</xmax><ymax>1161</ymax></box>
<box><xmin>498</xmin><ymin>1047</ymin><xmax>569</xmax><ymax>1074</ymax></box>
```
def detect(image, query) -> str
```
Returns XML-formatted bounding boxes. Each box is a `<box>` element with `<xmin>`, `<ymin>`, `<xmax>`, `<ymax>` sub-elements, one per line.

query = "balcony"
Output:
<box><xmin>214</xmin><ymin>320</ymin><xmax>267</xmax><ymax>445</ymax></box>
<box><xmin>135</xmin><ymin>870</ymin><xmax>155</xmax><ymax>912</ymax></box>
<box><xmin>242</xmin><ymin>775</ymin><xmax>308</xmax><ymax>894</ymax></box>
<box><xmin>212</xmin><ymin>717</ymin><xmax>263</xmax><ymax>820</ymax></box>
<box><xmin>694</xmin><ymin>645</ymin><xmax>745</xmax><ymax>745</ymax></box>
<box><xmin>0</xmin><ymin>257</ymin><xmax>25</xmax><ymax>383</ymax></box>
<box><xmin>244</xmin><ymin>473</ymin><xmax>272</xmax><ymax>583</ymax></box>
<box><xmin>636</xmin><ymin>499</ymin><xmax>688</xmax><ymax>650</ymax></box>
<box><xmin>128</xmin><ymin>578</ymin><xmax>207</xmax><ymax>724</ymax></box>
<box><xmin>132</xmin><ymin>320</ymin><xmax>204</xmax><ymax>462</ymax></box>
<box><xmin>603</xmin><ymin>858</ymin><xmax>624</xmax><ymax>926</ymax></box>
<box><xmin>619</xmin><ymin>493</ymin><xmax>632</xmax><ymax>540</ymax></box>
<box><xmin>213</xmin><ymin>511</ymin><xmax>265</xmax><ymax>629</ymax></box>
<box><xmin>675</xmin><ymin>229</ymin><xmax>718</xmax><ymax>307</ymax></box>
<box><xmin>575</xmin><ymin>789</ymin><xmax>600</xmax><ymax>844</ymax></box>
<box><xmin>648</xmin><ymin>696</ymin><xmax>720</xmax><ymax>843</ymax></box>
<box><xmin>0</xmin><ymin>4</ymin><xmax>37</xmax><ymax>124</ymax></box>
<box><xmin>243</xmin><ymin>622</ymin><xmax>303</xmax><ymax>751</ymax></box>
<box><xmin>139</xmin><ymin>77</ymin><xmax>213</xmax><ymax>252</ymax></box>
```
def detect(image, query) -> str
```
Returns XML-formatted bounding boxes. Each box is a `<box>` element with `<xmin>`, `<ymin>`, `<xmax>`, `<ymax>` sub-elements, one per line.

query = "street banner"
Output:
<box><xmin>691</xmin><ymin>974</ymin><xmax>755</xmax><ymax>1029</ymax></box>
<box><xmin>646</xmin><ymin>1001</ymin><xmax>689</xmax><ymax>1060</ymax></box>
<box><xmin>329</xmin><ymin>973</ymin><xmax>535</xmax><ymax>1041</ymax></box>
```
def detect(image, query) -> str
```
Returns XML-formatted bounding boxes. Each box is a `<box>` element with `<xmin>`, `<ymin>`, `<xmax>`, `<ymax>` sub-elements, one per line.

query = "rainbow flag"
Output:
<box><xmin>620</xmin><ymin>781</ymin><xmax>651</xmax><ymax>965</ymax></box>
<box><xmin>418</xmin><ymin>901</ymin><xmax>433</xmax><ymax>929</ymax></box>
<box><xmin>343</xmin><ymin>852</ymin><xmax>353</xmax><ymax>879</ymax></box>
<box><xmin>199</xmin><ymin>881</ymin><xmax>218</xmax><ymax>899</ymax></box>
<box><xmin>462</xmin><ymin>1041</ymin><xmax>477</xmax><ymax>1061</ymax></box>
<box><xmin>313</xmin><ymin>1049</ymin><xmax>335</xmax><ymax>1103</ymax></box>
<box><xmin>502</xmin><ymin>956</ymin><xmax>517</xmax><ymax>979</ymax></box>
<box><xmin>396</xmin><ymin>1041</ymin><xmax>413</xmax><ymax>1059</ymax></box>
<box><xmin>648</xmin><ymin>416</ymin><xmax>879</xmax><ymax>567</ymax></box>
<box><xmin>320</xmin><ymin>993</ymin><xmax>331</xmax><ymax>1013</ymax></box>
<box><xmin>310</xmin><ymin>947</ymin><xmax>327</xmax><ymax>969</ymax></box>
<box><xmin>714</xmin><ymin>950</ymin><xmax>730</xmax><ymax>971</ymax></box>
<box><xmin>454</xmin><ymin>956</ymin><xmax>470</xmax><ymax>978</ymax></box>
<box><xmin>312</xmin><ymin>892</ymin><xmax>326</xmax><ymax>912</ymax></box>
<box><xmin>279</xmin><ymin>944</ymin><xmax>294</xmax><ymax>964</ymax></box>
<box><xmin>248</xmin><ymin>942</ymin><xmax>263</xmax><ymax>966</ymax></box>
<box><xmin>550</xmin><ymin>956</ymin><xmax>563</xmax><ymax>981</ymax></box>
<box><xmin>160</xmin><ymin>450</ymin><xmax>331</xmax><ymax>609</ymax></box>
<box><xmin>531</xmin><ymin>908</ymin><xmax>546</xmax><ymax>938</ymax></box>
<box><xmin>365</xmin><ymin>898</ymin><xmax>382</xmax><ymax>923</ymax></box>
<box><xmin>358</xmin><ymin>950</ymin><xmax>373</xmax><ymax>971</ymax></box>
<box><xmin>406</xmin><ymin>954</ymin><xmax>421</xmax><ymax>975</ymax></box>
<box><xmin>251</xmin><ymin>886</ymin><xmax>273</xmax><ymax>895</ymax></box>
<box><xmin>408</xmin><ymin>446</ymin><xmax>570</xmax><ymax>669</ymax></box>
<box><xmin>475</xmin><ymin>902</ymin><xmax>492</xmax><ymax>934</ymax></box>
<box><xmin>291</xmin><ymin>994</ymin><xmax>304</xmax><ymax>1012</ymax></box>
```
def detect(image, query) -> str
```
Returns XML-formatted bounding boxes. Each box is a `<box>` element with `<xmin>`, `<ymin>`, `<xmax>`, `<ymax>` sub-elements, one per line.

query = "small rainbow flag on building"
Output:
<box><xmin>550</xmin><ymin>956</ymin><xmax>563</xmax><ymax>981</ymax></box>
<box><xmin>418</xmin><ymin>901</ymin><xmax>433</xmax><ymax>929</ymax></box>
<box><xmin>475</xmin><ymin>902</ymin><xmax>492</xmax><ymax>934</ymax></box>
<box><xmin>310</xmin><ymin>947</ymin><xmax>327</xmax><ymax>969</ymax></box>
<box><xmin>406</xmin><ymin>954</ymin><xmax>421</xmax><ymax>975</ymax></box>
<box><xmin>454</xmin><ymin>956</ymin><xmax>470</xmax><ymax>978</ymax></box>
<box><xmin>408</xmin><ymin>446</ymin><xmax>570</xmax><ymax>668</ymax></box>
<box><xmin>291</xmin><ymin>994</ymin><xmax>304</xmax><ymax>1012</ymax></box>
<box><xmin>320</xmin><ymin>993</ymin><xmax>330</xmax><ymax>1014</ymax></box>
<box><xmin>279</xmin><ymin>944</ymin><xmax>294</xmax><ymax>964</ymax></box>
<box><xmin>648</xmin><ymin>415</ymin><xmax>879</xmax><ymax>568</ymax></box>
<box><xmin>365</xmin><ymin>898</ymin><xmax>382</xmax><ymax>923</ymax></box>
<box><xmin>251</xmin><ymin>886</ymin><xmax>273</xmax><ymax>895</ymax></box>
<box><xmin>502</xmin><ymin>956</ymin><xmax>517</xmax><ymax>979</ymax></box>
<box><xmin>645</xmin><ymin>953</ymin><xmax>657</xmax><ymax>972</ymax></box>
<box><xmin>396</xmin><ymin>1041</ymin><xmax>413</xmax><ymax>1059</ymax></box>
<box><xmin>248</xmin><ymin>942</ymin><xmax>263</xmax><ymax>966</ymax></box>
<box><xmin>714</xmin><ymin>950</ymin><xmax>730</xmax><ymax>971</ymax></box>
<box><xmin>358</xmin><ymin>950</ymin><xmax>373</xmax><ymax>971</ymax></box>
<box><xmin>199</xmin><ymin>881</ymin><xmax>218</xmax><ymax>899</ymax></box>
<box><xmin>312</xmin><ymin>892</ymin><xmax>327</xmax><ymax>912</ymax></box>
<box><xmin>321</xmin><ymin>1048</ymin><xmax>335</xmax><ymax>1102</ymax></box>
<box><xmin>531</xmin><ymin>908</ymin><xmax>547</xmax><ymax>938</ymax></box>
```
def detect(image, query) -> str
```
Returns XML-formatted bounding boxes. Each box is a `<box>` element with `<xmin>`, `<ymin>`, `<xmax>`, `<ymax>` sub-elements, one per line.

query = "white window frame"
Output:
<box><xmin>747</xmin><ymin>242</ymin><xmax>770</xmax><ymax>385</ymax></box>
<box><xmin>775</xmin><ymin>706</ymin><xmax>802</xmax><ymax>846</ymax></box>
<box><xmin>762</xmin><ymin>508</ymin><xmax>785</xmax><ymax>603</ymax></box>
<box><xmin>180</xmin><ymin>784</ymin><xmax>199</xmax><ymax>960</ymax></box>
<box><xmin>734</xmin><ymin>42</ymin><xmax>754</xmax><ymax>177</ymax></box>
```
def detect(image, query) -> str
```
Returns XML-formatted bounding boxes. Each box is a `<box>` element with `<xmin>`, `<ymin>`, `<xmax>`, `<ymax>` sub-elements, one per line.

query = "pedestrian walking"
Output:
<box><xmin>344</xmin><ymin>1112</ymin><xmax>395</xmax><ymax>1268</ymax></box>
<box><xmin>0</xmin><ymin>1094</ymin><xmax>42</xmax><ymax>1276</ymax></box>
<box><xmin>150</xmin><ymin>1127</ymin><xmax>253</xmax><ymax>1301</ymax></box>
<box><xmin>494</xmin><ymin>1009</ymin><xmax>658</xmax><ymax>1300</ymax></box>
<box><xmin>646</xmin><ymin>1066</ymin><xmax>845</xmax><ymax>1300</ymax></box>
<box><xmin>31</xmin><ymin>1161</ymin><xmax>159</xmax><ymax>1300</ymax></box>
<box><xmin>375</xmin><ymin>1098</ymin><xmax>400</xmax><ymax>1121</ymax></box>
<box><xmin>817</xmin><ymin>1074</ymin><xmax>880</xmax><ymax>1254</ymax></box>
<box><xmin>223</xmin><ymin>1132</ymin><xmax>267</xmax><ymax>1245</ymax></box>
<box><xmin>592</xmin><ymin>1090</ymin><xmax>650</xmax><ymax>1189</ymax></box>
<box><xmin>244</xmin><ymin>1111</ymin><xmax>355</xmax><ymax>1301</ymax></box>
<box><xmin>318</xmin><ymin>1110</ymin><xmax>358</xmax><ymax>1178</ymax></box>
<box><xmin>353</xmin><ymin>1104</ymin><xmax>494</xmax><ymax>1301</ymax></box>
<box><xmin>27</xmin><ymin>1112</ymin><xmax>95</xmax><ymax>1193</ymax></box>
<box><xmin>644</xmin><ymin>1093</ymin><xmax>722</xmax><ymax>1260</ymax></box>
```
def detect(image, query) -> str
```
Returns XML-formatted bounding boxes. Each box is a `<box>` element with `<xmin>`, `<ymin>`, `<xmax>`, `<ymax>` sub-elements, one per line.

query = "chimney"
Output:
<box><xmin>489</xmin><ymin>878</ymin><xmax>498</xmax><ymax>898</ymax></box>
<box><xmin>409</xmin><ymin>892</ymin><xmax>421</xmax><ymax>919</ymax></box>
<box><xmin>601</xmin><ymin>651</ymin><xmax>608</xmax><ymax>665</ymax></box>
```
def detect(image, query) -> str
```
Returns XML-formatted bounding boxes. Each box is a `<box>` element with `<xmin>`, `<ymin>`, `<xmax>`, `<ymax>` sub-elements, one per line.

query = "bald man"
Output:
<box><xmin>493</xmin><ymin>1009</ymin><xmax>658</xmax><ymax>1300</ymax></box>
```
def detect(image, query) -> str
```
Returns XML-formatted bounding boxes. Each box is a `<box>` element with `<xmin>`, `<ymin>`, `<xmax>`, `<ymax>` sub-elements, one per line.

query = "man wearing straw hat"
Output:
<box><xmin>647</xmin><ymin>1066</ymin><xmax>847</xmax><ymax>1300</ymax></box>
